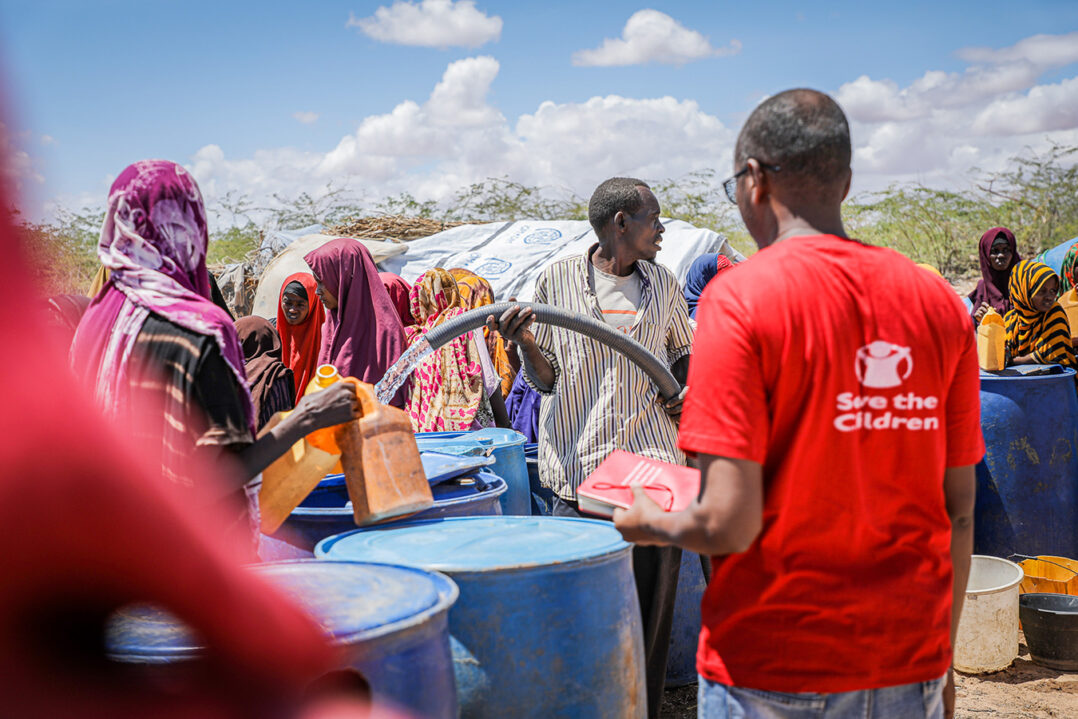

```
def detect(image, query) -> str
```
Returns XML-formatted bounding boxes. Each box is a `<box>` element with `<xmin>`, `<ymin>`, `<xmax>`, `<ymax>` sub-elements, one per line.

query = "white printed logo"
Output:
<box><xmin>855</xmin><ymin>341</ymin><xmax>913</xmax><ymax>389</ymax></box>
<box><xmin>833</xmin><ymin>340</ymin><xmax>939</xmax><ymax>433</ymax></box>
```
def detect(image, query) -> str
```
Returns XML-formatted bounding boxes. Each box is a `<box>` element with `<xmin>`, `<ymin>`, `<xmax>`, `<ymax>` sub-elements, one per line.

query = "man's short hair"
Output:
<box><xmin>735</xmin><ymin>89</ymin><xmax>851</xmax><ymax>190</ymax></box>
<box><xmin>588</xmin><ymin>177</ymin><xmax>651</xmax><ymax>235</ymax></box>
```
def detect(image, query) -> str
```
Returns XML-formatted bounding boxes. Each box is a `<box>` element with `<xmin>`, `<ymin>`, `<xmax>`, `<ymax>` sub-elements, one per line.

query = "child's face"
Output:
<box><xmin>1033</xmin><ymin>276</ymin><xmax>1059</xmax><ymax>313</ymax></box>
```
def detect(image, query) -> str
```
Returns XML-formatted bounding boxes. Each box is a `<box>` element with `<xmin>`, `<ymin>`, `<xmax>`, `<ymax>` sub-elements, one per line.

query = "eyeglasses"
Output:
<box><xmin>722</xmin><ymin>162</ymin><xmax>782</xmax><ymax>204</ymax></box>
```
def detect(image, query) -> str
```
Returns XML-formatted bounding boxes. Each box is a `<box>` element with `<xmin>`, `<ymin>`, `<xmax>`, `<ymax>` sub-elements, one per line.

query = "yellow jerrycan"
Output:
<box><xmin>335</xmin><ymin>379</ymin><xmax>433</xmax><ymax>526</ymax></box>
<box><xmin>1059</xmin><ymin>288</ymin><xmax>1078</xmax><ymax>341</ymax></box>
<box><xmin>258</xmin><ymin>410</ymin><xmax>342</xmax><ymax>534</ymax></box>
<box><xmin>978</xmin><ymin>308</ymin><xmax>1007</xmax><ymax>371</ymax></box>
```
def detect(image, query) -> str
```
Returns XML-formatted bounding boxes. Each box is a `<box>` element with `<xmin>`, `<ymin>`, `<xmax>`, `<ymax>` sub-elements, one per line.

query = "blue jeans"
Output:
<box><xmin>697</xmin><ymin>674</ymin><xmax>946</xmax><ymax>719</ymax></box>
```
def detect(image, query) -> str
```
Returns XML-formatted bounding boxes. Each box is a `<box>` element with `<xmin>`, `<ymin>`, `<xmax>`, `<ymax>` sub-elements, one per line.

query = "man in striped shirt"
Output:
<box><xmin>489</xmin><ymin>177</ymin><xmax>694</xmax><ymax>718</ymax></box>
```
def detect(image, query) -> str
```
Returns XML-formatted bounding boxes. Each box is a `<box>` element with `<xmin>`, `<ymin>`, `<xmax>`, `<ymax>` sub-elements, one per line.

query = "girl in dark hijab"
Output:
<box><xmin>235</xmin><ymin>316</ymin><xmax>295</xmax><ymax>430</ymax></box>
<box><xmin>969</xmin><ymin>227</ymin><xmax>1020</xmax><ymax>323</ymax></box>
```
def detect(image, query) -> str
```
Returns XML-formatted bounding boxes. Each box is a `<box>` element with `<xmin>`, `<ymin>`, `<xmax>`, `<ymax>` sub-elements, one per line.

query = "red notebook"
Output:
<box><xmin>577</xmin><ymin>450</ymin><xmax>700</xmax><ymax>518</ymax></box>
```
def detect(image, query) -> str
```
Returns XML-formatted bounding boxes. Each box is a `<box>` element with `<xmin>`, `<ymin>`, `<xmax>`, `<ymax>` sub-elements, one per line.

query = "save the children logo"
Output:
<box><xmin>854</xmin><ymin>341</ymin><xmax>913</xmax><ymax>389</ymax></box>
<box><xmin>834</xmin><ymin>341</ymin><xmax>940</xmax><ymax>433</ymax></box>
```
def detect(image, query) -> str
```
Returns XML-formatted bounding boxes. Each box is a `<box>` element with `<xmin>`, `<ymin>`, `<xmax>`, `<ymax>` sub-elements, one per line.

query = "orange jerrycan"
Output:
<box><xmin>1060</xmin><ymin>288</ymin><xmax>1078</xmax><ymax>340</ymax></box>
<box><xmin>978</xmin><ymin>308</ymin><xmax>1007</xmax><ymax>371</ymax></box>
<box><xmin>258</xmin><ymin>410</ymin><xmax>342</xmax><ymax>534</ymax></box>
<box><xmin>335</xmin><ymin>379</ymin><xmax>433</xmax><ymax>526</ymax></box>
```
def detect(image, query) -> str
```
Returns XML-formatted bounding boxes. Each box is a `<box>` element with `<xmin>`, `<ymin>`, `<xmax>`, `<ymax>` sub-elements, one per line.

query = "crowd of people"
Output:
<box><xmin>26</xmin><ymin>86</ymin><xmax>1078</xmax><ymax>719</ymax></box>
<box><xmin>966</xmin><ymin>226</ymin><xmax>1077</xmax><ymax>367</ymax></box>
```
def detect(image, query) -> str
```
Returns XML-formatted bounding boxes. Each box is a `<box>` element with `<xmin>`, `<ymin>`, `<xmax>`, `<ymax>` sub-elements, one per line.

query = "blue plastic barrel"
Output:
<box><xmin>265</xmin><ymin>471</ymin><xmax>507</xmax><ymax>557</ymax></box>
<box><xmin>1037</xmin><ymin>237</ymin><xmax>1078</xmax><ymax>276</ymax></box>
<box><xmin>666</xmin><ymin>551</ymin><xmax>708</xmax><ymax>687</ymax></box>
<box><xmin>524</xmin><ymin>442</ymin><xmax>551</xmax><ymax>515</ymax></box>
<box><xmin>977</xmin><ymin>366</ymin><xmax>1078</xmax><ymax>557</ymax></box>
<box><xmin>317</xmin><ymin>516</ymin><xmax>647</xmax><ymax>719</ymax></box>
<box><xmin>105</xmin><ymin>560</ymin><xmax>459</xmax><ymax>718</ymax></box>
<box><xmin>416</xmin><ymin>428</ymin><xmax>531</xmax><ymax>515</ymax></box>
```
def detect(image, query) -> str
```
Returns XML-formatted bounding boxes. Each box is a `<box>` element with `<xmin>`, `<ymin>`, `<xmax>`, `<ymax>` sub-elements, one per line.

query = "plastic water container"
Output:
<box><xmin>1017</xmin><ymin>555</ymin><xmax>1078</xmax><ymax>595</ymax></box>
<box><xmin>954</xmin><ymin>555</ymin><xmax>1024</xmax><ymax>674</ymax></box>
<box><xmin>666</xmin><ymin>551</ymin><xmax>708</xmax><ymax>687</ymax></box>
<box><xmin>264</xmin><ymin>471</ymin><xmax>507</xmax><ymax>558</ymax></box>
<box><xmin>317</xmin><ymin>516</ymin><xmax>646</xmax><ymax>719</ymax></box>
<box><xmin>976</xmin><ymin>367</ymin><xmax>1078</xmax><ymax>557</ymax></box>
<box><xmin>416</xmin><ymin>429</ymin><xmax>531</xmax><ymax>515</ymax></box>
<box><xmin>105</xmin><ymin>560</ymin><xmax>460</xmax><ymax>718</ymax></box>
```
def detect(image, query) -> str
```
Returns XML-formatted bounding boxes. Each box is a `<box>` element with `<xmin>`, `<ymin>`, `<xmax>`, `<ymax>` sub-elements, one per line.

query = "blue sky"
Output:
<box><xmin>2</xmin><ymin>0</ymin><xmax>1077</xmax><ymax>222</ymax></box>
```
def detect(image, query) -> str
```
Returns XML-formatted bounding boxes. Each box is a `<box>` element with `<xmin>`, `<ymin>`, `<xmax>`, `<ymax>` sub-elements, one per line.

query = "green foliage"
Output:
<box><xmin>844</xmin><ymin>186</ymin><xmax>995</xmax><ymax>275</ymax></box>
<box><xmin>447</xmin><ymin>177</ymin><xmax>587</xmax><ymax>222</ymax></box>
<box><xmin>374</xmin><ymin>192</ymin><xmax>439</xmax><ymax>219</ymax></box>
<box><xmin>20</xmin><ymin>206</ymin><xmax>104</xmax><ymax>296</ymax></box>
<box><xmin>206</xmin><ymin>223</ymin><xmax>261</xmax><ymax>265</ymax></box>
<box><xmin>976</xmin><ymin>143</ymin><xmax>1078</xmax><ymax>256</ymax></box>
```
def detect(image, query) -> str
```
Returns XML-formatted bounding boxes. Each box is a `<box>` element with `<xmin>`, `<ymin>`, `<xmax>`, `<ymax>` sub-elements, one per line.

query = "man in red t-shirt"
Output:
<box><xmin>614</xmin><ymin>89</ymin><xmax>982</xmax><ymax>719</ymax></box>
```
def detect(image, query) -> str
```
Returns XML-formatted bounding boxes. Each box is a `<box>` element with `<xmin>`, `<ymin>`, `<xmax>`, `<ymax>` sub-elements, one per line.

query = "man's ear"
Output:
<box><xmin>613</xmin><ymin>210</ymin><xmax>627</xmax><ymax>233</ymax></box>
<box><xmin>841</xmin><ymin>168</ymin><xmax>852</xmax><ymax>202</ymax></box>
<box><xmin>746</xmin><ymin>159</ymin><xmax>767</xmax><ymax>207</ymax></box>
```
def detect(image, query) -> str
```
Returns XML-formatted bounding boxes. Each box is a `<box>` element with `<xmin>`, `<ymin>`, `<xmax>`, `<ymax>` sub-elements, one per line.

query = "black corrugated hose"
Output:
<box><xmin>424</xmin><ymin>302</ymin><xmax>683</xmax><ymax>401</ymax></box>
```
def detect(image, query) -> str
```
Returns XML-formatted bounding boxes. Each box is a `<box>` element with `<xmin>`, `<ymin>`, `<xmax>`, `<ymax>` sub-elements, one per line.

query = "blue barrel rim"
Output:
<box><xmin>106</xmin><ymin>560</ymin><xmax>460</xmax><ymax>660</ymax></box>
<box><xmin>290</xmin><ymin>472</ymin><xmax>507</xmax><ymax>520</ymax></box>
<box><xmin>980</xmin><ymin>365</ymin><xmax>1076</xmax><ymax>382</ymax></box>
<box><xmin>256</xmin><ymin>560</ymin><xmax>460</xmax><ymax>645</ymax></box>
<box><xmin>417</xmin><ymin>428</ymin><xmax>527</xmax><ymax>449</ymax></box>
<box><xmin>314</xmin><ymin>516</ymin><xmax>632</xmax><ymax>572</ymax></box>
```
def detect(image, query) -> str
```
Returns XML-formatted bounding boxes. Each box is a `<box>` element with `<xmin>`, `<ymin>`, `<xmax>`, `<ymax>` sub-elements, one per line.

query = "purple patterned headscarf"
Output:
<box><xmin>70</xmin><ymin>160</ymin><xmax>254</xmax><ymax>432</ymax></box>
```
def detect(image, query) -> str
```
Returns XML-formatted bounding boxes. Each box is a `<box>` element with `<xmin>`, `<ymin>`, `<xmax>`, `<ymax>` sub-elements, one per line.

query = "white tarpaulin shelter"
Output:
<box><xmin>379</xmin><ymin>219</ymin><xmax>744</xmax><ymax>301</ymax></box>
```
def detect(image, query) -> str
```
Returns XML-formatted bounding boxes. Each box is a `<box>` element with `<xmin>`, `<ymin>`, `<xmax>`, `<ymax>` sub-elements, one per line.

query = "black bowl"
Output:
<box><xmin>1019</xmin><ymin>593</ymin><xmax>1078</xmax><ymax>671</ymax></box>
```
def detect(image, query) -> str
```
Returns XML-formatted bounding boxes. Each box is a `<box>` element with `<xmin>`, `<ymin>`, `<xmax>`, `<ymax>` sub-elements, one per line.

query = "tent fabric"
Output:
<box><xmin>378</xmin><ymin>219</ymin><xmax>744</xmax><ymax>302</ymax></box>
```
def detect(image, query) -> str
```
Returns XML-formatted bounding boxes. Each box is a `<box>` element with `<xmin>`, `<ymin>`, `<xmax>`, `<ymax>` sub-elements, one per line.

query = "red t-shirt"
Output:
<box><xmin>679</xmin><ymin>234</ymin><xmax>984</xmax><ymax>693</ymax></box>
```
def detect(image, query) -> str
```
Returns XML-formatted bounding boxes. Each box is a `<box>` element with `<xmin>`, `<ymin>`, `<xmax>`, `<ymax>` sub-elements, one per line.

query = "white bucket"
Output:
<box><xmin>954</xmin><ymin>555</ymin><xmax>1024</xmax><ymax>673</ymax></box>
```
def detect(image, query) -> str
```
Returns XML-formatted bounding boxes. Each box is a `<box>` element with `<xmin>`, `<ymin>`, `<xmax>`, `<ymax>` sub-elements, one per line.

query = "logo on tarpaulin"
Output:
<box><xmin>472</xmin><ymin>258</ymin><xmax>511</xmax><ymax>276</ymax></box>
<box><xmin>522</xmin><ymin>229</ymin><xmax>562</xmax><ymax>245</ymax></box>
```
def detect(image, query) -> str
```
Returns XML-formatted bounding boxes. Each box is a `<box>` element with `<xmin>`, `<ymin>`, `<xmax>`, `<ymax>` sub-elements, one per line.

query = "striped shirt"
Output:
<box><xmin>523</xmin><ymin>248</ymin><xmax>694</xmax><ymax>500</ymax></box>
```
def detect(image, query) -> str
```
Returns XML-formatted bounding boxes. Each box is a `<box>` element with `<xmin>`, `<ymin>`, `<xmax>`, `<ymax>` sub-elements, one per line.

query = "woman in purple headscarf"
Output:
<box><xmin>304</xmin><ymin>239</ymin><xmax>408</xmax><ymax>406</ymax></box>
<box><xmin>968</xmin><ymin>227</ymin><xmax>1020</xmax><ymax>323</ymax></box>
<box><xmin>71</xmin><ymin>160</ymin><xmax>359</xmax><ymax>542</ymax></box>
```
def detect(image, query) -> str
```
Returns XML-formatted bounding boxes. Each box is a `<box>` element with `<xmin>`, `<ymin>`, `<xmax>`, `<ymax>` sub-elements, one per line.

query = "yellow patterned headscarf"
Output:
<box><xmin>1005</xmin><ymin>260</ymin><xmax>1075</xmax><ymax>367</ymax></box>
<box><xmin>404</xmin><ymin>269</ymin><xmax>488</xmax><ymax>431</ymax></box>
<box><xmin>449</xmin><ymin>268</ymin><xmax>517</xmax><ymax>398</ymax></box>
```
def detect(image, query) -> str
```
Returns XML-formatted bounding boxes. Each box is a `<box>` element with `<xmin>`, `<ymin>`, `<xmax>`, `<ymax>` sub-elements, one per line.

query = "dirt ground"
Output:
<box><xmin>659</xmin><ymin>634</ymin><xmax>1078</xmax><ymax>718</ymax></box>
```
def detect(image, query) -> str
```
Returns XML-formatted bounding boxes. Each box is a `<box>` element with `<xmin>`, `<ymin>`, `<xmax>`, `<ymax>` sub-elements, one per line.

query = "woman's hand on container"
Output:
<box><xmin>295</xmin><ymin>381</ymin><xmax>360</xmax><ymax>430</ymax></box>
<box><xmin>973</xmin><ymin>302</ymin><xmax>991</xmax><ymax>324</ymax></box>
<box><xmin>487</xmin><ymin>306</ymin><xmax>536</xmax><ymax>348</ymax></box>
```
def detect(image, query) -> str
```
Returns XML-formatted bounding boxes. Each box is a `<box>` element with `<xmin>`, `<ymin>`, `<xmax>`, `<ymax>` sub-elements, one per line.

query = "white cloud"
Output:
<box><xmin>348</xmin><ymin>0</ymin><xmax>501</xmax><ymax>49</ymax></box>
<box><xmin>972</xmin><ymin>76</ymin><xmax>1078</xmax><ymax>135</ymax></box>
<box><xmin>572</xmin><ymin>9</ymin><xmax>740</xmax><ymax>67</ymax></box>
<box><xmin>830</xmin><ymin>30</ymin><xmax>1078</xmax><ymax>192</ymax></box>
<box><xmin>182</xmin><ymin>56</ymin><xmax>733</xmax><ymax>220</ymax></box>
<box><xmin>292</xmin><ymin>111</ymin><xmax>319</xmax><ymax>125</ymax></box>
<box><xmin>40</xmin><ymin>135</ymin><xmax>57</xmax><ymax>146</ymax></box>
<box><xmin>958</xmin><ymin>31</ymin><xmax>1078</xmax><ymax>67</ymax></box>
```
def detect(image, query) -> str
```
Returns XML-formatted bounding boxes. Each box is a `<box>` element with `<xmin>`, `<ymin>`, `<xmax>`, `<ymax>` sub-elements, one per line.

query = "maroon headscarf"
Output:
<box><xmin>379</xmin><ymin>272</ymin><xmax>415</xmax><ymax>328</ymax></box>
<box><xmin>304</xmin><ymin>239</ymin><xmax>406</xmax><ymax>400</ymax></box>
<box><xmin>968</xmin><ymin>227</ymin><xmax>1020</xmax><ymax>315</ymax></box>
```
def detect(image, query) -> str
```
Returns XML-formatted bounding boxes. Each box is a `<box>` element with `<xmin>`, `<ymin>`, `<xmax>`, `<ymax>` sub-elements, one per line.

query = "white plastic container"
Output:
<box><xmin>954</xmin><ymin>555</ymin><xmax>1024</xmax><ymax>673</ymax></box>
